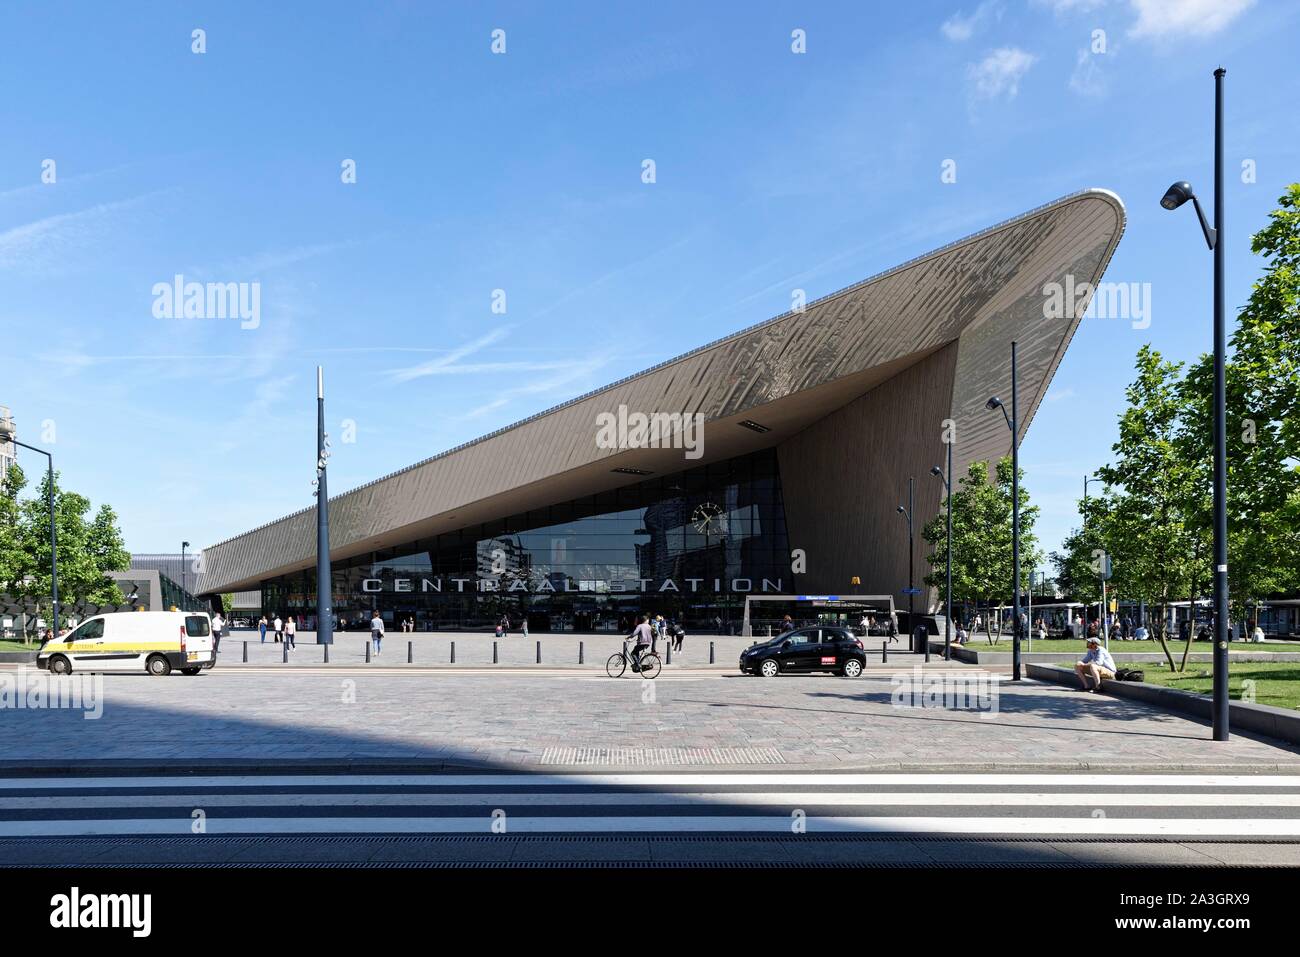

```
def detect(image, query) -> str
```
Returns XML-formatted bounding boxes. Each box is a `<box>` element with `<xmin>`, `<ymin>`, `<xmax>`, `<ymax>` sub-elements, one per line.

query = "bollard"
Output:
<box><xmin>324</xmin><ymin>644</ymin><xmax>329</xmax><ymax>664</ymax></box>
<box><xmin>242</xmin><ymin>641</ymin><xmax>248</xmax><ymax>663</ymax></box>
<box><xmin>709</xmin><ymin>641</ymin><xmax>715</xmax><ymax>664</ymax></box>
<box><xmin>283</xmin><ymin>642</ymin><xmax>288</xmax><ymax>664</ymax></box>
<box><xmin>882</xmin><ymin>641</ymin><xmax>888</xmax><ymax>664</ymax></box>
<box><xmin>493</xmin><ymin>640</ymin><xmax>498</xmax><ymax>664</ymax></box>
<box><xmin>366</xmin><ymin>641</ymin><xmax>371</xmax><ymax>663</ymax></box>
<box><xmin>536</xmin><ymin>640</ymin><xmax>541</xmax><ymax>664</ymax></box>
<box><xmin>579</xmin><ymin>640</ymin><xmax>584</xmax><ymax>665</ymax></box>
<box><xmin>451</xmin><ymin>641</ymin><xmax>456</xmax><ymax>664</ymax></box>
<box><xmin>408</xmin><ymin>641</ymin><xmax>413</xmax><ymax>664</ymax></box>
<box><xmin>666</xmin><ymin>644</ymin><xmax>672</xmax><ymax>665</ymax></box>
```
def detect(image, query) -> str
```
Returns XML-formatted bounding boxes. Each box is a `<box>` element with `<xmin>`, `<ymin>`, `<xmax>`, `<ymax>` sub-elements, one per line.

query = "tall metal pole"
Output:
<box><xmin>181</xmin><ymin>541</ymin><xmax>188</xmax><ymax>608</ymax></box>
<box><xmin>316</xmin><ymin>367</ymin><xmax>334</xmax><ymax>646</ymax></box>
<box><xmin>1211</xmin><ymin>67</ymin><xmax>1230</xmax><ymax>741</ymax></box>
<box><xmin>944</xmin><ymin>439</ymin><xmax>953</xmax><ymax>660</ymax></box>
<box><xmin>1010</xmin><ymin>341</ymin><xmax>1021</xmax><ymax>682</ymax></box>
<box><xmin>907</xmin><ymin>475</ymin><xmax>915</xmax><ymax>647</ymax></box>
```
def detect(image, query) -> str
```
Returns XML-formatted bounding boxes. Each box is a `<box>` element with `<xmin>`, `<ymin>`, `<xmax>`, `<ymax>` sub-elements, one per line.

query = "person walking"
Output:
<box><xmin>258</xmin><ymin>615</ymin><xmax>268</xmax><ymax>643</ymax></box>
<box><xmin>273</xmin><ymin>615</ymin><xmax>283</xmax><ymax>643</ymax></box>
<box><xmin>370</xmin><ymin>611</ymin><xmax>384</xmax><ymax>656</ymax></box>
<box><xmin>211</xmin><ymin>611</ymin><xmax>225</xmax><ymax>654</ymax></box>
<box><xmin>284</xmin><ymin>615</ymin><xmax>296</xmax><ymax>650</ymax></box>
<box><xmin>671</xmin><ymin>619</ymin><xmax>685</xmax><ymax>652</ymax></box>
<box><xmin>522</xmin><ymin>616</ymin><xmax>529</xmax><ymax>638</ymax></box>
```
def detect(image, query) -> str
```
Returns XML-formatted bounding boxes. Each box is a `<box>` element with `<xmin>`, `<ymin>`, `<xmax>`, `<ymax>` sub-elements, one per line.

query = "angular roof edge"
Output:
<box><xmin>203</xmin><ymin>187</ymin><xmax>1126</xmax><ymax>553</ymax></box>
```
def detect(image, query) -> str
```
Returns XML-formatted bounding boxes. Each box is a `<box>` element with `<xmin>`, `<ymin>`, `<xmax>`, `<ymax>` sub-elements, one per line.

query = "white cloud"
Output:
<box><xmin>968</xmin><ymin>47</ymin><xmax>1038</xmax><ymax>99</ymax></box>
<box><xmin>1068</xmin><ymin>48</ymin><xmax>1107</xmax><ymax>96</ymax></box>
<box><xmin>0</xmin><ymin>193</ymin><xmax>162</xmax><ymax>273</ymax></box>
<box><xmin>1128</xmin><ymin>0</ymin><xmax>1255</xmax><ymax>39</ymax></box>
<box><xmin>388</xmin><ymin>327</ymin><xmax>513</xmax><ymax>382</ymax></box>
<box><xmin>1033</xmin><ymin>0</ymin><xmax>1109</xmax><ymax>13</ymax></box>
<box><xmin>941</xmin><ymin>2</ymin><xmax>1001</xmax><ymax>42</ymax></box>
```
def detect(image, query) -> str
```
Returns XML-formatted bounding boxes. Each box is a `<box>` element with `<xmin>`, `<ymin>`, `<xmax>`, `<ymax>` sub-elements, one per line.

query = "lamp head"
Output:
<box><xmin>1160</xmin><ymin>181</ymin><xmax>1194</xmax><ymax>210</ymax></box>
<box><xmin>930</xmin><ymin>466</ymin><xmax>943</xmax><ymax>477</ymax></box>
<box><xmin>985</xmin><ymin>396</ymin><xmax>1003</xmax><ymax>411</ymax></box>
<box><xmin>896</xmin><ymin>505</ymin><xmax>905</xmax><ymax>515</ymax></box>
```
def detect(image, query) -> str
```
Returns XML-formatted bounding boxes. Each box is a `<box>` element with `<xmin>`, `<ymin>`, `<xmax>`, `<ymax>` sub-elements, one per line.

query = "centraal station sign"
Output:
<box><xmin>359</xmin><ymin>577</ymin><xmax>786</xmax><ymax>594</ymax></box>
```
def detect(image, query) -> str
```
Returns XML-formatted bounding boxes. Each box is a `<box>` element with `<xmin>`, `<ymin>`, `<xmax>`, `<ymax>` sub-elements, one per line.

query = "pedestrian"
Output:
<box><xmin>1252</xmin><ymin>623</ymin><xmax>1266</xmax><ymax>643</ymax></box>
<box><xmin>780</xmin><ymin>615</ymin><xmax>794</xmax><ymax>634</ymax></box>
<box><xmin>522</xmin><ymin>616</ymin><xmax>529</xmax><ymax>638</ymax></box>
<box><xmin>273</xmin><ymin>614</ymin><xmax>283</xmax><ymax>643</ymax></box>
<box><xmin>671</xmin><ymin>619</ymin><xmax>685</xmax><ymax>652</ymax></box>
<box><xmin>370</xmin><ymin>611</ymin><xmax>384</xmax><ymax>656</ymax></box>
<box><xmin>284</xmin><ymin>615</ymin><xmax>296</xmax><ymax>650</ymax></box>
<box><xmin>258</xmin><ymin>615</ymin><xmax>267</xmax><ymax>643</ymax></box>
<box><xmin>211</xmin><ymin>611</ymin><xmax>225</xmax><ymax>654</ymax></box>
<box><xmin>1074</xmin><ymin>634</ymin><xmax>1117</xmax><ymax>693</ymax></box>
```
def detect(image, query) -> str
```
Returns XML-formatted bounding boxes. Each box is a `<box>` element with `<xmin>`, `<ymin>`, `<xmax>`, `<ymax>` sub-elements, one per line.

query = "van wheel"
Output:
<box><xmin>147</xmin><ymin>655</ymin><xmax>172</xmax><ymax>676</ymax></box>
<box><xmin>759</xmin><ymin>658</ymin><xmax>780</xmax><ymax>678</ymax></box>
<box><xmin>49</xmin><ymin>655</ymin><xmax>71</xmax><ymax>676</ymax></box>
<box><xmin>181</xmin><ymin>667</ymin><xmax>202</xmax><ymax>676</ymax></box>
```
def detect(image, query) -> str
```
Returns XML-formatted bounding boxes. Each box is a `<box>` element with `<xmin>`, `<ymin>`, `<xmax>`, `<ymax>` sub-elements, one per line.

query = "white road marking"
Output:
<box><xmin>3</xmin><ymin>816</ymin><xmax>1300</xmax><ymax>837</ymax></box>
<box><xmin>3</xmin><ymin>773</ymin><xmax>1300</xmax><ymax>790</ymax></box>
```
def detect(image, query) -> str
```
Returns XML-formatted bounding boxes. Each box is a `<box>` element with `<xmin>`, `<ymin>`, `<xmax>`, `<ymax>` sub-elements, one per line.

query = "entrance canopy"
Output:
<box><xmin>742</xmin><ymin>593</ymin><xmax>896</xmax><ymax>638</ymax></box>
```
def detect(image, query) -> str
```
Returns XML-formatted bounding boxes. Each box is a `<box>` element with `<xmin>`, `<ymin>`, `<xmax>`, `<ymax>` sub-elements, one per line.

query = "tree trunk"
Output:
<box><xmin>1154</xmin><ymin>600</ymin><xmax>1176</xmax><ymax>671</ymax></box>
<box><xmin>1178</xmin><ymin>588</ymin><xmax>1196</xmax><ymax>673</ymax></box>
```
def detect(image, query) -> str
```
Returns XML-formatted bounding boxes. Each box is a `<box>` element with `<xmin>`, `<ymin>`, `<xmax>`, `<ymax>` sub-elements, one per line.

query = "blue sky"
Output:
<box><xmin>1</xmin><ymin>0</ymin><xmax>1296</xmax><ymax>568</ymax></box>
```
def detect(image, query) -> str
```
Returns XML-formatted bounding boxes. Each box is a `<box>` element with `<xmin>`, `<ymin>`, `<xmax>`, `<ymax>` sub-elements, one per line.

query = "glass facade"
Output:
<box><xmin>262</xmin><ymin>449</ymin><xmax>791</xmax><ymax>633</ymax></box>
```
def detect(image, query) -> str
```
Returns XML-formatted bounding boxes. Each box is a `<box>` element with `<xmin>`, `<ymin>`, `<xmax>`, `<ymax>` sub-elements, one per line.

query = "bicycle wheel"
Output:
<box><xmin>605</xmin><ymin>652</ymin><xmax>627</xmax><ymax>678</ymax></box>
<box><xmin>638</xmin><ymin>652</ymin><xmax>662</xmax><ymax>679</ymax></box>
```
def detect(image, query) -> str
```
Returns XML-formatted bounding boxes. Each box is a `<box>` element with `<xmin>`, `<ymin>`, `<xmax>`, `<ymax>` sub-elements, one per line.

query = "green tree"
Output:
<box><xmin>1095</xmin><ymin>348</ymin><xmax>1210</xmax><ymax>668</ymax></box>
<box><xmin>11</xmin><ymin>468</ymin><xmax>130</xmax><ymax>630</ymax></box>
<box><xmin>1178</xmin><ymin>185</ymin><xmax>1300</xmax><ymax>629</ymax></box>
<box><xmin>923</xmin><ymin>456</ymin><xmax>1043</xmax><ymax>643</ymax></box>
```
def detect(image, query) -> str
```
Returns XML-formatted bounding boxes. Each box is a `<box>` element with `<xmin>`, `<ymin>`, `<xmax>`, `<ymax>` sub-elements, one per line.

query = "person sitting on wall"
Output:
<box><xmin>1074</xmin><ymin>635</ymin><xmax>1117</xmax><ymax>693</ymax></box>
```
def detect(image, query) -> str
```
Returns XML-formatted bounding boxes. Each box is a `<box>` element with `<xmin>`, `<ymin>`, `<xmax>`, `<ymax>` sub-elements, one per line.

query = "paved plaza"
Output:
<box><xmin>3</xmin><ymin>661</ymin><xmax>1298</xmax><ymax>771</ymax></box>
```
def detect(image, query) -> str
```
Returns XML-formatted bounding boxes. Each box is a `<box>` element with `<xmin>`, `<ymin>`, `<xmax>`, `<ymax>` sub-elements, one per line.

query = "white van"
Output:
<box><xmin>37</xmin><ymin>611</ymin><xmax>216</xmax><ymax>676</ymax></box>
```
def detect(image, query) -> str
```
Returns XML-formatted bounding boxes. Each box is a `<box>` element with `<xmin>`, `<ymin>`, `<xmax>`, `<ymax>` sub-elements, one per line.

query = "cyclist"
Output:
<box><xmin>628</xmin><ymin>615</ymin><xmax>654</xmax><ymax>672</ymax></box>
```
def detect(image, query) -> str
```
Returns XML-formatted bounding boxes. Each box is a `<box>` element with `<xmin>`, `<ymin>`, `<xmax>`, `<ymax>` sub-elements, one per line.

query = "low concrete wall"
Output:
<box><xmin>0</xmin><ymin>652</ymin><xmax>37</xmax><ymax>664</ymax></box>
<box><xmin>930</xmin><ymin>639</ymin><xmax>1300</xmax><ymax>666</ymax></box>
<box><xmin>1027</xmin><ymin>662</ymin><xmax>1300</xmax><ymax>747</ymax></box>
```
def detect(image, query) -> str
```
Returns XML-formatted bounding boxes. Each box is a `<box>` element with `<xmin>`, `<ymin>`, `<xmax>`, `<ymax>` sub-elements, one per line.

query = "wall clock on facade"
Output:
<box><xmin>691</xmin><ymin>502</ymin><xmax>726</xmax><ymax>534</ymax></box>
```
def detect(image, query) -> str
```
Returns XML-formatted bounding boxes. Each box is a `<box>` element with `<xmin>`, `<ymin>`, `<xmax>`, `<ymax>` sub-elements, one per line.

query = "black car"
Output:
<box><xmin>739</xmin><ymin>626</ymin><xmax>866</xmax><ymax>678</ymax></box>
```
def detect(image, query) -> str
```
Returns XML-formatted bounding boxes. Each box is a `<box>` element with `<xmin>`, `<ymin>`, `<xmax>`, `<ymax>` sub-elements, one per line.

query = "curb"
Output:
<box><xmin>3</xmin><ymin>758</ymin><xmax>1300</xmax><ymax>776</ymax></box>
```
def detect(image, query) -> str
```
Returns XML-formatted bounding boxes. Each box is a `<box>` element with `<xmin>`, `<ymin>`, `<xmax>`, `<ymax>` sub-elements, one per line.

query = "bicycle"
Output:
<box><xmin>606</xmin><ymin>642</ymin><xmax>662</xmax><ymax>679</ymax></box>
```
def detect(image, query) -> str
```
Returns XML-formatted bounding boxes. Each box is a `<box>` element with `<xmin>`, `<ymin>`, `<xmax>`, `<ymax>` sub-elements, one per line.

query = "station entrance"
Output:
<box><xmin>741</xmin><ymin>594</ymin><xmax>897</xmax><ymax>639</ymax></box>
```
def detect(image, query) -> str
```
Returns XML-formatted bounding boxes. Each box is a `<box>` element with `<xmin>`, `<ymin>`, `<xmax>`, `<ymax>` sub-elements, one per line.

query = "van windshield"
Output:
<box><xmin>185</xmin><ymin>616</ymin><xmax>211</xmax><ymax>637</ymax></box>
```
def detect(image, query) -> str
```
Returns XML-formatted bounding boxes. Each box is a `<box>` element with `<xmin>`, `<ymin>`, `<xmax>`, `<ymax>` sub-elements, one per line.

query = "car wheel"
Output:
<box><xmin>48</xmin><ymin>655</ymin><xmax>71</xmax><ymax>676</ymax></box>
<box><xmin>843</xmin><ymin>658</ymin><xmax>863</xmax><ymax>678</ymax></box>
<box><xmin>759</xmin><ymin>658</ymin><xmax>780</xmax><ymax>678</ymax></box>
<box><xmin>147</xmin><ymin>655</ymin><xmax>172</xmax><ymax>677</ymax></box>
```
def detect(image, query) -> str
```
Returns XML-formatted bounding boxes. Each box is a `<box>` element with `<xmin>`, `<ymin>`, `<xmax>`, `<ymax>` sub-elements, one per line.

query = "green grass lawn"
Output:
<box><xmin>971</xmin><ymin>638</ymin><xmax>1300</xmax><ymax>654</ymax></box>
<box><xmin>0</xmin><ymin>638</ymin><xmax>39</xmax><ymax>652</ymax></box>
<box><xmin>1139</xmin><ymin>662</ymin><xmax>1300</xmax><ymax>711</ymax></box>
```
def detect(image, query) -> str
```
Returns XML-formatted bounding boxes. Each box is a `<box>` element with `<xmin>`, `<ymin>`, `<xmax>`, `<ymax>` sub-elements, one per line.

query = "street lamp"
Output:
<box><xmin>930</xmin><ymin>456</ymin><xmax>953</xmax><ymax>661</ymax></box>
<box><xmin>986</xmin><ymin>339</ymin><xmax>1022</xmax><ymax>682</ymax></box>
<box><xmin>896</xmin><ymin>475</ymin><xmax>918</xmax><ymax>655</ymax></box>
<box><xmin>314</xmin><ymin>367</ymin><xmax>334</xmax><ymax>646</ymax></box>
<box><xmin>181</xmin><ymin>541</ymin><xmax>190</xmax><ymax>610</ymax></box>
<box><xmin>0</xmin><ymin>420</ymin><xmax>59</xmax><ymax>639</ymax></box>
<box><xmin>1160</xmin><ymin>67</ymin><xmax>1229</xmax><ymax>741</ymax></box>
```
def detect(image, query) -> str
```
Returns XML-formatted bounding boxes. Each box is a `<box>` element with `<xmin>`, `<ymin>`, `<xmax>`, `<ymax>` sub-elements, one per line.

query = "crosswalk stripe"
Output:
<box><xmin>2</xmin><ymin>816</ymin><xmax>1299</xmax><ymax>837</ymax></box>
<box><xmin>5</xmin><ymin>791</ymin><xmax>1300</xmax><ymax>809</ymax></box>
<box><xmin>3</xmin><ymin>773</ymin><xmax>1299</xmax><ymax>790</ymax></box>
